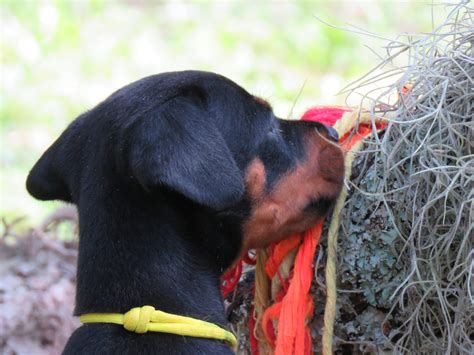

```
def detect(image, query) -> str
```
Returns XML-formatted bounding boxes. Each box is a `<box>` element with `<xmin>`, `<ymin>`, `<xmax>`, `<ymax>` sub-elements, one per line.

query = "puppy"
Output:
<box><xmin>26</xmin><ymin>71</ymin><xmax>344</xmax><ymax>354</ymax></box>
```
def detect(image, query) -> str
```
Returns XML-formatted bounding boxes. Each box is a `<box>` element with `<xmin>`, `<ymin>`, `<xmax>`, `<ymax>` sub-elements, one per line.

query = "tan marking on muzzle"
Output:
<box><xmin>243</xmin><ymin>132</ymin><xmax>344</xmax><ymax>249</ymax></box>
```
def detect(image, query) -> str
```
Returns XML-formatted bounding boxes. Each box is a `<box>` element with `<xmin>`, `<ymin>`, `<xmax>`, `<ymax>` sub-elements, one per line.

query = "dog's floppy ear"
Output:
<box><xmin>129</xmin><ymin>88</ymin><xmax>244</xmax><ymax>210</ymax></box>
<box><xmin>26</xmin><ymin>133</ymin><xmax>72</xmax><ymax>202</ymax></box>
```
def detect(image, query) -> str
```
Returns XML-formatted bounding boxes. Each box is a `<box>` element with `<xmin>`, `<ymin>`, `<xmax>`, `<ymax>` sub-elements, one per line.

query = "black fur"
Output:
<box><xmin>27</xmin><ymin>71</ymin><xmax>339</xmax><ymax>354</ymax></box>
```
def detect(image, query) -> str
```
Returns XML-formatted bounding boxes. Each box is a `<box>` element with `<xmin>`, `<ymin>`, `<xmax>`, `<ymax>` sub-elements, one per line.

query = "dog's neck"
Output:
<box><xmin>73</xmin><ymin>192</ymin><xmax>238</xmax><ymax>327</ymax></box>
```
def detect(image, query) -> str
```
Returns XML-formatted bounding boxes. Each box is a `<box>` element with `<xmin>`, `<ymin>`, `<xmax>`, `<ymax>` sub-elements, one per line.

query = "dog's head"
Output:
<box><xmin>27</xmin><ymin>71</ymin><xmax>344</xmax><ymax>269</ymax></box>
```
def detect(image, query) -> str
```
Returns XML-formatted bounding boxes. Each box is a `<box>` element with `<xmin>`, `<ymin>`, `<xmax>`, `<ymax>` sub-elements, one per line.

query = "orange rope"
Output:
<box><xmin>254</xmin><ymin>224</ymin><xmax>322</xmax><ymax>354</ymax></box>
<box><xmin>265</xmin><ymin>235</ymin><xmax>302</xmax><ymax>279</ymax></box>
<box><xmin>222</xmin><ymin>107</ymin><xmax>388</xmax><ymax>354</ymax></box>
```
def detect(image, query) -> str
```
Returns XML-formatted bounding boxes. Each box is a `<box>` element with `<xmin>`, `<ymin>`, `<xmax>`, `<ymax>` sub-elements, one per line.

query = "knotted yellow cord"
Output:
<box><xmin>80</xmin><ymin>305</ymin><xmax>237</xmax><ymax>347</ymax></box>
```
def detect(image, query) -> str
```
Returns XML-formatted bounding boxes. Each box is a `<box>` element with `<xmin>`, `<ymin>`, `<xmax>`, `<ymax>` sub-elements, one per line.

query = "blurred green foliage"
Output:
<box><xmin>1</xmin><ymin>0</ymin><xmax>434</xmax><ymax>224</ymax></box>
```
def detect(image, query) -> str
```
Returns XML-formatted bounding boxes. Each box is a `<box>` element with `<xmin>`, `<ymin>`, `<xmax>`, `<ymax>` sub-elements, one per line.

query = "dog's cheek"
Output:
<box><xmin>241</xmin><ymin>141</ymin><xmax>344</xmax><ymax>250</ymax></box>
<box><xmin>244</xmin><ymin>158</ymin><xmax>266</xmax><ymax>201</ymax></box>
<box><xmin>241</xmin><ymin>158</ymin><xmax>274</xmax><ymax>249</ymax></box>
<box><xmin>241</xmin><ymin>158</ymin><xmax>318</xmax><ymax>250</ymax></box>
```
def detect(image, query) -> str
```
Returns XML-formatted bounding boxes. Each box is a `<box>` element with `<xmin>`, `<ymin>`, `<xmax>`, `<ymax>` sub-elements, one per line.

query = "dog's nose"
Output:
<box><xmin>325</xmin><ymin>126</ymin><xmax>339</xmax><ymax>142</ymax></box>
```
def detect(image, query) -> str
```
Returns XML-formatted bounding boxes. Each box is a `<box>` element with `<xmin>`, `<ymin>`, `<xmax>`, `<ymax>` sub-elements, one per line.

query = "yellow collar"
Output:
<box><xmin>80</xmin><ymin>305</ymin><xmax>237</xmax><ymax>347</ymax></box>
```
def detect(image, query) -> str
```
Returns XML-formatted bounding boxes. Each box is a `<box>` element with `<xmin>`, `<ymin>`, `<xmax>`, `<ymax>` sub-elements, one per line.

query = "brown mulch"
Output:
<box><xmin>0</xmin><ymin>212</ymin><xmax>79</xmax><ymax>355</ymax></box>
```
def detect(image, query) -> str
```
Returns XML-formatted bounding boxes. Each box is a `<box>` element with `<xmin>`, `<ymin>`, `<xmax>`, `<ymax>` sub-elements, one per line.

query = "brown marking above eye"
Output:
<box><xmin>244</xmin><ymin>158</ymin><xmax>267</xmax><ymax>201</ymax></box>
<box><xmin>254</xmin><ymin>96</ymin><xmax>272</xmax><ymax>110</ymax></box>
<box><xmin>242</xmin><ymin>132</ymin><xmax>344</xmax><ymax>250</ymax></box>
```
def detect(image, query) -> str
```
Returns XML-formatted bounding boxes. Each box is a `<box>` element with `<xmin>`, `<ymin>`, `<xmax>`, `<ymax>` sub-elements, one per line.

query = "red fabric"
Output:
<box><xmin>300</xmin><ymin>106</ymin><xmax>351</xmax><ymax>126</ymax></box>
<box><xmin>243</xmin><ymin>252</ymin><xmax>257</xmax><ymax>265</ymax></box>
<box><xmin>221</xmin><ymin>252</ymin><xmax>255</xmax><ymax>298</ymax></box>
<box><xmin>221</xmin><ymin>260</ymin><xmax>243</xmax><ymax>298</ymax></box>
<box><xmin>248</xmin><ymin>303</ymin><xmax>259</xmax><ymax>354</ymax></box>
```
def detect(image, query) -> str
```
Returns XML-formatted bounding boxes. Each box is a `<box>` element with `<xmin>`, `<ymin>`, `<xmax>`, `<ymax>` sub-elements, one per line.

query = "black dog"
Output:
<box><xmin>27</xmin><ymin>71</ymin><xmax>344</xmax><ymax>354</ymax></box>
